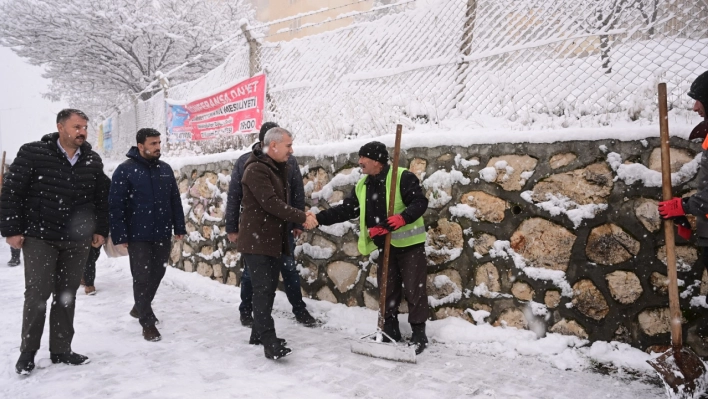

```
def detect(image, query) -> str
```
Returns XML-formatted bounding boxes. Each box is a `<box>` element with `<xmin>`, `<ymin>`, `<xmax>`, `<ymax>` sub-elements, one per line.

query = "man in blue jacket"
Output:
<box><xmin>225</xmin><ymin>122</ymin><xmax>317</xmax><ymax>329</ymax></box>
<box><xmin>109</xmin><ymin>128</ymin><xmax>186</xmax><ymax>342</ymax></box>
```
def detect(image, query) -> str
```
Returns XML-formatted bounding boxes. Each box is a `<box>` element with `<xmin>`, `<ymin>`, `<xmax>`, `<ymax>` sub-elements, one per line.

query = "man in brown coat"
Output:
<box><xmin>237</xmin><ymin>127</ymin><xmax>317</xmax><ymax>360</ymax></box>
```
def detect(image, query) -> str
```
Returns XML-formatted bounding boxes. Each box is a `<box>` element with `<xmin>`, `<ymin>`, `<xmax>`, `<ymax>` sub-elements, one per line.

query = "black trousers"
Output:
<box><xmin>20</xmin><ymin>237</ymin><xmax>91</xmax><ymax>353</ymax></box>
<box><xmin>82</xmin><ymin>245</ymin><xmax>101</xmax><ymax>286</ymax></box>
<box><xmin>128</xmin><ymin>241</ymin><xmax>171</xmax><ymax>328</ymax></box>
<box><xmin>376</xmin><ymin>244</ymin><xmax>429</xmax><ymax>325</ymax></box>
<box><xmin>242</xmin><ymin>253</ymin><xmax>281</xmax><ymax>345</ymax></box>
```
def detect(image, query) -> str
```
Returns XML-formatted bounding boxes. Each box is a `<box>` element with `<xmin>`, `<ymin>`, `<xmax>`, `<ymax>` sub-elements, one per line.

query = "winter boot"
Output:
<box><xmin>142</xmin><ymin>325</ymin><xmax>162</xmax><ymax>342</ymax></box>
<box><xmin>263</xmin><ymin>339</ymin><xmax>292</xmax><ymax>360</ymax></box>
<box><xmin>240</xmin><ymin>312</ymin><xmax>254</xmax><ymax>328</ymax></box>
<box><xmin>50</xmin><ymin>351</ymin><xmax>90</xmax><ymax>366</ymax></box>
<box><xmin>7</xmin><ymin>249</ymin><xmax>20</xmax><ymax>267</ymax></box>
<box><xmin>409</xmin><ymin>323</ymin><xmax>428</xmax><ymax>355</ymax></box>
<box><xmin>15</xmin><ymin>351</ymin><xmax>36</xmax><ymax>375</ymax></box>
<box><xmin>382</xmin><ymin>317</ymin><xmax>402</xmax><ymax>342</ymax></box>
<box><xmin>249</xmin><ymin>334</ymin><xmax>287</xmax><ymax>346</ymax></box>
<box><xmin>294</xmin><ymin>309</ymin><xmax>318</xmax><ymax>327</ymax></box>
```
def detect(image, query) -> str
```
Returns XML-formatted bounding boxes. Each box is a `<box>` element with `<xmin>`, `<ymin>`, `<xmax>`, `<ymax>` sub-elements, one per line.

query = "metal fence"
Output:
<box><xmin>99</xmin><ymin>0</ymin><xmax>708</xmax><ymax>158</ymax></box>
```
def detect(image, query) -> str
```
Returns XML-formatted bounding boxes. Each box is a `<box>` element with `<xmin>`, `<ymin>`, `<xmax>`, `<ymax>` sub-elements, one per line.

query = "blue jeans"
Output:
<box><xmin>239</xmin><ymin>233</ymin><xmax>307</xmax><ymax>316</ymax></box>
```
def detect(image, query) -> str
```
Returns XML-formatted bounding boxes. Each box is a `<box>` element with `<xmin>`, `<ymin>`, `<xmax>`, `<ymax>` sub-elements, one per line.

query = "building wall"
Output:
<box><xmin>251</xmin><ymin>0</ymin><xmax>377</xmax><ymax>42</ymax></box>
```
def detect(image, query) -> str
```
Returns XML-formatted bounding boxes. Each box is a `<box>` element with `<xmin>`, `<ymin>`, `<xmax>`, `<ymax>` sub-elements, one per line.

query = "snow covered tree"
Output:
<box><xmin>0</xmin><ymin>0</ymin><xmax>254</xmax><ymax>110</ymax></box>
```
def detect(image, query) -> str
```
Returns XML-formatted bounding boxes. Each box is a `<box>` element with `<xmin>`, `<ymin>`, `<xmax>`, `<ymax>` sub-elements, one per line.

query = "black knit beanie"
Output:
<box><xmin>358</xmin><ymin>141</ymin><xmax>389</xmax><ymax>164</ymax></box>
<box><xmin>258</xmin><ymin>121</ymin><xmax>279</xmax><ymax>143</ymax></box>
<box><xmin>688</xmin><ymin>71</ymin><xmax>708</xmax><ymax>106</ymax></box>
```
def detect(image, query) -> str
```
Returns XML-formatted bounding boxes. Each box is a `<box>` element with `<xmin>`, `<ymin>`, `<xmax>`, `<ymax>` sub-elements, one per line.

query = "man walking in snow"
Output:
<box><xmin>225</xmin><ymin>122</ymin><xmax>317</xmax><ymax>328</ymax></box>
<box><xmin>314</xmin><ymin>141</ymin><xmax>431</xmax><ymax>354</ymax></box>
<box><xmin>237</xmin><ymin>127</ymin><xmax>317</xmax><ymax>360</ymax></box>
<box><xmin>1</xmin><ymin>108</ymin><xmax>109</xmax><ymax>375</ymax></box>
<box><xmin>109</xmin><ymin>128</ymin><xmax>186</xmax><ymax>342</ymax></box>
<box><xmin>658</xmin><ymin>70</ymin><xmax>708</xmax><ymax>340</ymax></box>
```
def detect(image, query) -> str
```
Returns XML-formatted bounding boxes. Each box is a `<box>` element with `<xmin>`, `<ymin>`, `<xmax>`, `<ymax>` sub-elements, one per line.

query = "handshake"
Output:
<box><xmin>304</xmin><ymin>211</ymin><xmax>319</xmax><ymax>230</ymax></box>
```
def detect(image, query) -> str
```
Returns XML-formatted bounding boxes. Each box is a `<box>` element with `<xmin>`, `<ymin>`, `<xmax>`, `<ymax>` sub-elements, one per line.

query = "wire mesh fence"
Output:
<box><xmin>100</xmin><ymin>0</ymin><xmax>708</xmax><ymax>158</ymax></box>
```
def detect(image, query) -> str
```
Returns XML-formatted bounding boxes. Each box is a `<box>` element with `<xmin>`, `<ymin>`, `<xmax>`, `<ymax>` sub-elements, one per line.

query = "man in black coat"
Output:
<box><xmin>109</xmin><ymin>128</ymin><xmax>186</xmax><ymax>342</ymax></box>
<box><xmin>225</xmin><ymin>122</ymin><xmax>317</xmax><ymax>328</ymax></box>
<box><xmin>315</xmin><ymin>141</ymin><xmax>430</xmax><ymax>354</ymax></box>
<box><xmin>0</xmin><ymin>109</ymin><xmax>109</xmax><ymax>375</ymax></box>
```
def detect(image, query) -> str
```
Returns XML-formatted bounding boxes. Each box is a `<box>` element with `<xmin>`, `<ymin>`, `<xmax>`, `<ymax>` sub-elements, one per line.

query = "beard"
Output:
<box><xmin>143</xmin><ymin>150</ymin><xmax>161</xmax><ymax>160</ymax></box>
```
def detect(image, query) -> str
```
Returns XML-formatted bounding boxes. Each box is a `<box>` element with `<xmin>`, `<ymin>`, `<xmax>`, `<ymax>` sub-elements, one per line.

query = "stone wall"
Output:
<box><xmin>168</xmin><ymin>137</ymin><xmax>708</xmax><ymax>352</ymax></box>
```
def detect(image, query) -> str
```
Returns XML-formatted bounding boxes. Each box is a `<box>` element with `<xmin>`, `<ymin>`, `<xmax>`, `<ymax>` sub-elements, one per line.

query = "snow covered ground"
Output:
<box><xmin>0</xmin><ymin>241</ymin><xmax>672</xmax><ymax>399</ymax></box>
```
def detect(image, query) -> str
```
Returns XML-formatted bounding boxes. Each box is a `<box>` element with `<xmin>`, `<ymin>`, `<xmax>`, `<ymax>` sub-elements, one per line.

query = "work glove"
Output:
<box><xmin>673</xmin><ymin>216</ymin><xmax>692</xmax><ymax>240</ymax></box>
<box><xmin>658</xmin><ymin>197</ymin><xmax>686</xmax><ymax>219</ymax></box>
<box><xmin>386</xmin><ymin>214</ymin><xmax>406</xmax><ymax>231</ymax></box>
<box><xmin>368</xmin><ymin>226</ymin><xmax>389</xmax><ymax>238</ymax></box>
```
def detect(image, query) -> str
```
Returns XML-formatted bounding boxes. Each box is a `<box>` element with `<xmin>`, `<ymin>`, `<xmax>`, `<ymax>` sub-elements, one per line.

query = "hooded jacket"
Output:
<box><xmin>0</xmin><ymin>132</ymin><xmax>109</xmax><ymax>241</ymax></box>
<box><xmin>236</xmin><ymin>143</ymin><xmax>307</xmax><ymax>258</ymax></box>
<box><xmin>109</xmin><ymin>146</ymin><xmax>186</xmax><ymax>244</ymax></box>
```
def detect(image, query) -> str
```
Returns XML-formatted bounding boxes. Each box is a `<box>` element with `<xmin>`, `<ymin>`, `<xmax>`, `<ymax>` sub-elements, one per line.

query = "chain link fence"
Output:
<box><xmin>99</xmin><ymin>0</ymin><xmax>708</xmax><ymax>158</ymax></box>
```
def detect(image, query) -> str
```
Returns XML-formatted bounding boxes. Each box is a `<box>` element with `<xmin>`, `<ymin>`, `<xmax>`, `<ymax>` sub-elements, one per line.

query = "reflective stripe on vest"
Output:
<box><xmin>354</xmin><ymin>167</ymin><xmax>426</xmax><ymax>256</ymax></box>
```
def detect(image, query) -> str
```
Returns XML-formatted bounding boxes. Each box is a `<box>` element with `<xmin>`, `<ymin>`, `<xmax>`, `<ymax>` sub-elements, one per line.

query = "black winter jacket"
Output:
<box><xmin>0</xmin><ymin>133</ymin><xmax>109</xmax><ymax>241</ymax></box>
<box><xmin>316</xmin><ymin>164</ymin><xmax>428</xmax><ymax>248</ymax></box>
<box><xmin>225</xmin><ymin>144</ymin><xmax>305</xmax><ymax>233</ymax></box>
<box><xmin>109</xmin><ymin>147</ymin><xmax>186</xmax><ymax>244</ymax></box>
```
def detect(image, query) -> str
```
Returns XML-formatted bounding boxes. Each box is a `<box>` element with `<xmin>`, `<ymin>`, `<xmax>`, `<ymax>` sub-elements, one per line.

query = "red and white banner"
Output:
<box><xmin>166</xmin><ymin>73</ymin><xmax>266</xmax><ymax>141</ymax></box>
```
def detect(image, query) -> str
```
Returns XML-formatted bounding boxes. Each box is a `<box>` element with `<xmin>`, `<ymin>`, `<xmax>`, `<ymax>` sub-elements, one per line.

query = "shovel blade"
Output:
<box><xmin>648</xmin><ymin>347</ymin><xmax>708</xmax><ymax>397</ymax></box>
<box><xmin>350</xmin><ymin>338</ymin><xmax>417</xmax><ymax>364</ymax></box>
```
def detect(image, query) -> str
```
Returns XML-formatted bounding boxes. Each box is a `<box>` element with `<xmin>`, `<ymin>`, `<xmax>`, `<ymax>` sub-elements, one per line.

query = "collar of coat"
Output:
<box><xmin>41</xmin><ymin>132</ymin><xmax>93</xmax><ymax>155</ymax></box>
<box><xmin>245</xmin><ymin>142</ymin><xmax>287</xmax><ymax>172</ymax></box>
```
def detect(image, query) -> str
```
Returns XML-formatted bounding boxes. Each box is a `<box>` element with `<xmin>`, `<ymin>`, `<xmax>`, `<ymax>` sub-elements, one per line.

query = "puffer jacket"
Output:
<box><xmin>109</xmin><ymin>147</ymin><xmax>186</xmax><ymax>244</ymax></box>
<box><xmin>0</xmin><ymin>133</ymin><xmax>109</xmax><ymax>241</ymax></box>
<box><xmin>236</xmin><ymin>143</ymin><xmax>306</xmax><ymax>258</ymax></box>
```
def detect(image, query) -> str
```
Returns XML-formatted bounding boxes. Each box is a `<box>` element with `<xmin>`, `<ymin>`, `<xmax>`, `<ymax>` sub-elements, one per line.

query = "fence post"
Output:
<box><xmin>452</xmin><ymin>0</ymin><xmax>478</xmax><ymax>113</ymax></box>
<box><xmin>240</xmin><ymin>21</ymin><xmax>261</xmax><ymax>77</ymax></box>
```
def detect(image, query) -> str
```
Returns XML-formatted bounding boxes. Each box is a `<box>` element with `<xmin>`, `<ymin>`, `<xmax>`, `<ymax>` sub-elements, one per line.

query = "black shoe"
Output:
<box><xmin>15</xmin><ymin>351</ymin><xmax>36</xmax><ymax>375</ymax></box>
<box><xmin>143</xmin><ymin>325</ymin><xmax>162</xmax><ymax>342</ymax></box>
<box><xmin>409</xmin><ymin>323</ymin><xmax>428</xmax><ymax>355</ymax></box>
<box><xmin>263</xmin><ymin>341</ymin><xmax>292</xmax><ymax>360</ymax></box>
<box><xmin>7</xmin><ymin>256</ymin><xmax>20</xmax><ymax>267</ymax></box>
<box><xmin>50</xmin><ymin>351</ymin><xmax>90</xmax><ymax>366</ymax></box>
<box><xmin>240</xmin><ymin>312</ymin><xmax>254</xmax><ymax>328</ymax></box>
<box><xmin>294</xmin><ymin>310</ymin><xmax>318</xmax><ymax>328</ymax></box>
<box><xmin>249</xmin><ymin>336</ymin><xmax>287</xmax><ymax>346</ymax></box>
<box><xmin>383</xmin><ymin>317</ymin><xmax>402</xmax><ymax>342</ymax></box>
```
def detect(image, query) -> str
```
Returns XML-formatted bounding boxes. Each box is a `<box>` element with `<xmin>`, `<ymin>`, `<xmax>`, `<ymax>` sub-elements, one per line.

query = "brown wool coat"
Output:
<box><xmin>237</xmin><ymin>146</ymin><xmax>307</xmax><ymax>258</ymax></box>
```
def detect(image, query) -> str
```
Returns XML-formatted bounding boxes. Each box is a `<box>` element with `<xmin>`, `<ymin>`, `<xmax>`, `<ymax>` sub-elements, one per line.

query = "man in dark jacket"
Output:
<box><xmin>237</xmin><ymin>127</ymin><xmax>316</xmax><ymax>360</ymax></box>
<box><xmin>659</xmin><ymin>71</ymin><xmax>708</xmax><ymax>339</ymax></box>
<box><xmin>225</xmin><ymin>122</ymin><xmax>316</xmax><ymax>328</ymax></box>
<box><xmin>0</xmin><ymin>109</ymin><xmax>109</xmax><ymax>375</ymax></box>
<box><xmin>109</xmin><ymin>128</ymin><xmax>186</xmax><ymax>342</ymax></box>
<box><xmin>315</xmin><ymin>141</ymin><xmax>430</xmax><ymax>354</ymax></box>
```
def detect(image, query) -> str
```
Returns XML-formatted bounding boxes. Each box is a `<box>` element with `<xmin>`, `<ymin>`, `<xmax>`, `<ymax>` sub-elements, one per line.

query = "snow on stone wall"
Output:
<box><xmin>167</xmin><ymin>137</ymin><xmax>708</xmax><ymax>353</ymax></box>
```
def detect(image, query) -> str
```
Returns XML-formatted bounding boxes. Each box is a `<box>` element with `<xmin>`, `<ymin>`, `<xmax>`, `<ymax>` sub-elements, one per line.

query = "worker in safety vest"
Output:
<box><xmin>314</xmin><ymin>141</ymin><xmax>430</xmax><ymax>354</ymax></box>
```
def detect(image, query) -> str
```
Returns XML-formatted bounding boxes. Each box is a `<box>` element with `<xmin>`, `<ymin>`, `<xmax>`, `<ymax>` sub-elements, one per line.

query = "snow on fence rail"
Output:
<box><xmin>100</xmin><ymin>0</ymin><xmax>708</xmax><ymax>158</ymax></box>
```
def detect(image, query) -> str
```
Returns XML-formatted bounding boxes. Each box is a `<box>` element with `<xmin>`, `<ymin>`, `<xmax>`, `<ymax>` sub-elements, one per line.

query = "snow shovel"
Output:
<box><xmin>647</xmin><ymin>83</ymin><xmax>707</xmax><ymax>398</ymax></box>
<box><xmin>349</xmin><ymin>124</ymin><xmax>417</xmax><ymax>364</ymax></box>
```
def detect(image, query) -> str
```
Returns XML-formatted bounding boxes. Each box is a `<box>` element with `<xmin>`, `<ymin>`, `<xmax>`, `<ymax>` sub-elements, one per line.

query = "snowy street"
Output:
<box><xmin>0</xmin><ymin>242</ymin><xmax>667</xmax><ymax>399</ymax></box>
